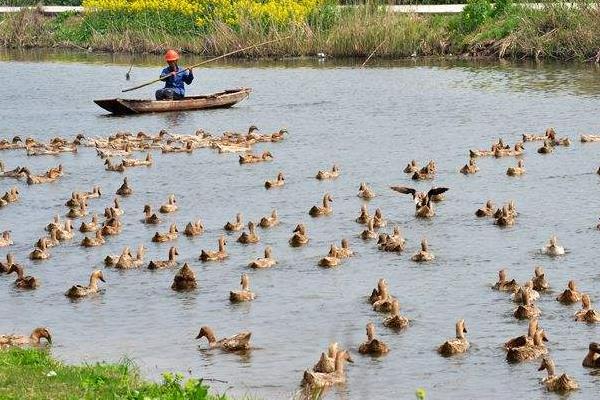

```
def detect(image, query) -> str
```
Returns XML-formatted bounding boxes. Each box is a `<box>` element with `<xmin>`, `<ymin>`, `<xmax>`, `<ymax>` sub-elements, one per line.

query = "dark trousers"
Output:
<box><xmin>155</xmin><ymin>88</ymin><xmax>184</xmax><ymax>100</ymax></box>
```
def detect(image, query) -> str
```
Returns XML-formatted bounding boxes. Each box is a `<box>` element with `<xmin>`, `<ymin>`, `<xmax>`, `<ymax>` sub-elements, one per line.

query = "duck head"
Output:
<box><xmin>31</xmin><ymin>327</ymin><xmax>52</xmax><ymax>344</ymax></box>
<box><xmin>195</xmin><ymin>326</ymin><xmax>216</xmax><ymax>343</ymax></box>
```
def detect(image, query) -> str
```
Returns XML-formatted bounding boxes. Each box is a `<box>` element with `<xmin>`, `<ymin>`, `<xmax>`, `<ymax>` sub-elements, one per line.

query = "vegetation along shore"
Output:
<box><xmin>0</xmin><ymin>347</ymin><xmax>233</xmax><ymax>400</ymax></box>
<box><xmin>1</xmin><ymin>0</ymin><xmax>600</xmax><ymax>61</ymax></box>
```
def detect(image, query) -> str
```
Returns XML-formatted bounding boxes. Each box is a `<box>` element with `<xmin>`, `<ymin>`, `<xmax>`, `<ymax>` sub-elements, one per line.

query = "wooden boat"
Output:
<box><xmin>94</xmin><ymin>88</ymin><xmax>251</xmax><ymax>115</ymax></box>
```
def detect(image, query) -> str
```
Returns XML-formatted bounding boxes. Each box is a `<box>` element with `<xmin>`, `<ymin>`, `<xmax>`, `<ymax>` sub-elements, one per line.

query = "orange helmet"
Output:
<box><xmin>165</xmin><ymin>49</ymin><xmax>179</xmax><ymax>62</ymax></box>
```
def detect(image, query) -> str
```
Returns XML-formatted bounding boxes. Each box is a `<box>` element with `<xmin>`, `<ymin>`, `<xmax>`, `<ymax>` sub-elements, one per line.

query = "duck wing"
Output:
<box><xmin>427</xmin><ymin>187</ymin><xmax>449</xmax><ymax>198</ymax></box>
<box><xmin>390</xmin><ymin>186</ymin><xmax>416</xmax><ymax>196</ymax></box>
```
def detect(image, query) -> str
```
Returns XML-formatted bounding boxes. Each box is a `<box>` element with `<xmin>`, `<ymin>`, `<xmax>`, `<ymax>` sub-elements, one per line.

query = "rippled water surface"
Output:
<box><xmin>1</xmin><ymin>50</ymin><xmax>600</xmax><ymax>399</ymax></box>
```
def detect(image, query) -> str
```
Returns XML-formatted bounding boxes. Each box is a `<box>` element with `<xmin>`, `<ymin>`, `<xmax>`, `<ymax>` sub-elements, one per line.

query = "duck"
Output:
<box><xmin>582</xmin><ymin>342</ymin><xmax>600</xmax><ymax>368</ymax></box>
<box><xmin>65</xmin><ymin>192</ymin><xmax>85</xmax><ymax>208</ymax></box>
<box><xmin>334</xmin><ymin>239</ymin><xmax>354</xmax><ymax>258</ymax></box>
<box><xmin>171</xmin><ymin>263</ymin><xmax>198</xmax><ymax>291</ymax></box>
<box><xmin>159</xmin><ymin>194</ymin><xmax>177</xmax><ymax>213</ymax></box>
<box><xmin>142</xmin><ymin>205</ymin><xmax>161</xmax><ymax>224</ymax></box>
<box><xmin>403</xmin><ymin>160</ymin><xmax>419</xmax><ymax>173</ymax></box>
<box><xmin>162</xmin><ymin>140</ymin><xmax>194</xmax><ymax>154</ymax></box>
<box><xmin>237</xmin><ymin>221</ymin><xmax>260</xmax><ymax>244</ymax></box>
<box><xmin>506</xmin><ymin>160</ymin><xmax>525</xmax><ymax>176</ymax></box>
<box><xmin>438</xmin><ymin>319</ymin><xmax>469</xmax><ymax>356</ymax></box>
<box><xmin>152</xmin><ymin>224</ymin><xmax>178</xmax><ymax>243</ymax></box>
<box><xmin>492</xmin><ymin>269</ymin><xmax>518</xmax><ymax>291</ymax></box>
<box><xmin>239</xmin><ymin>151</ymin><xmax>273</xmax><ymax>164</ymax></box>
<box><xmin>390</xmin><ymin>186</ymin><xmax>449</xmax><ymax>218</ymax></box>
<box><xmin>358</xmin><ymin>322</ymin><xmax>389</xmax><ymax>355</ymax></box>
<box><xmin>411</xmin><ymin>160</ymin><xmax>437</xmax><ymax>181</ymax></box>
<box><xmin>264</xmin><ymin>171</ymin><xmax>284</xmax><ymax>189</ymax></box>
<box><xmin>65</xmin><ymin>270</ymin><xmax>105</xmax><ymax>298</ymax></box>
<box><xmin>115</xmin><ymin>245</ymin><xmax>145</xmax><ymax>269</ymax></box>
<box><xmin>184</xmin><ymin>219</ymin><xmax>204</xmax><ymax>237</ymax></box>
<box><xmin>248</xmin><ymin>247</ymin><xmax>276</xmax><ymax>269</ymax></box>
<box><xmin>574</xmin><ymin>294</ymin><xmax>600</xmax><ymax>323</ymax></box>
<box><xmin>504</xmin><ymin>318</ymin><xmax>542</xmax><ymax>350</ymax></box>
<box><xmin>372</xmin><ymin>208</ymin><xmax>386</xmax><ymax>228</ymax></box>
<box><xmin>556</xmin><ymin>280</ymin><xmax>581</xmax><ymax>304</ymax></box>
<box><xmin>81</xmin><ymin>230</ymin><xmax>105</xmax><ymax>247</ymax></box>
<box><xmin>581</xmin><ymin>134</ymin><xmax>600</xmax><ymax>142</ymax></box>
<box><xmin>494</xmin><ymin>205</ymin><xmax>515</xmax><ymax>227</ymax></box>
<box><xmin>315</xmin><ymin>164</ymin><xmax>339</xmax><ymax>180</ymax></box>
<box><xmin>372</xmin><ymin>283</ymin><xmax>396</xmax><ymax>313</ymax></box>
<box><xmin>542</xmin><ymin>235</ymin><xmax>564</xmax><ymax>256</ymax></box>
<box><xmin>318</xmin><ymin>245</ymin><xmax>341</xmax><ymax>268</ymax></box>
<box><xmin>66</xmin><ymin>200</ymin><xmax>88</xmax><ymax>218</ymax></box>
<box><xmin>538</xmin><ymin>357</ymin><xmax>579</xmax><ymax>393</ymax></box>
<box><xmin>460</xmin><ymin>158</ymin><xmax>479</xmax><ymax>174</ymax></box>
<box><xmin>355</xmin><ymin>204</ymin><xmax>370</xmax><ymax>224</ymax></box>
<box><xmin>289</xmin><ymin>224</ymin><xmax>309</xmax><ymax>247</ymax></box>
<box><xmin>0</xmin><ymin>327</ymin><xmax>51</xmax><ymax>348</ymax></box>
<box><xmin>79</xmin><ymin>214</ymin><xmax>100</xmax><ymax>232</ymax></box>
<box><xmin>309</xmin><ymin>193</ymin><xmax>333</xmax><ymax>217</ymax></box>
<box><xmin>100</xmin><ymin>211</ymin><xmax>122</xmax><ymax>237</ymax></box>
<box><xmin>45</xmin><ymin>215</ymin><xmax>62</xmax><ymax>232</ymax></box>
<box><xmin>25</xmin><ymin>172</ymin><xmax>59</xmax><ymax>185</ymax></box>
<box><xmin>301</xmin><ymin>350</ymin><xmax>353</xmax><ymax>388</ymax></box>
<box><xmin>1</xmin><ymin>187</ymin><xmax>20</xmax><ymax>204</ymax></box>
<box><xmin>531</xmin><ymin>266</ymin><xmax>549</xmax><ymax>292</ymax></box>
<box><xmin>511</xmin><ymin>280</ymin><xmax>540</xmax><ymax>303</ymax></box>
<box><xmin>506</xmin><ymin>328</ymin><xmax>548</xmax><ymax>363</ymax></box>
<box><xmin>537</xmin><ymin>140</ymin><xmax>554</xmax><ymax>154</ymax></box>
<box><xmin>259</xmin><ymin>209</ymin><xmax>279</xmax><ymax>228</ymax></box>
<box><xmin>224</xmin><ymin>213</ymin><xmax>243</xmax><ymax>231</ymax></box>
<box><xmin>513</xmin><ymin>290</ymin><xmax>541</xmax><ymax>320</ymax></box>
<box><xmin>116</xmin><ymin>177</ymin><xmax>133</xmax><ymax>196</ymax></box>
<box><xmin>200</xmin><ymin>236</ymin><xmax>228</xmax><ymax>262</ymax></box>
<box><xmin>360</xmin><ymin>218</ymin><xmax>377</xmax><ymax>240</ymax></box>
<box><xmin>7</xmin><ymin>264</ymin><xmax>38</xmax><ymax>289</ymax></box>
<box><xmin>378</xmin><ymin>227</ymin><xmax>406</xmax><ymax>252</ymax></box>
<box><xmin>55</xmin><ymin>220</ymin><xmax>74</xmax><ymax>241</ymax></box>
<box><xmin>411</xmin><ymin>238</ymin><xmax>435</xmax><ymax>262</ymax></box>
<box><xmin>369</xmin><ymin>278</ymin><xmax>389</xmax><ymax>304</ymax></box>
<box><xmin>195</xmin><ymin>326</ymin><xmax>251</xmax><ymax>352</ymax></box>
<box><xmin>104</xmin><ymin>158</ymin><xmax>126</xmax><ymax>172</ymax></box>
<box><xmin>148</xmin><ymin>247</ymin><xmax>179</xmax><ymax>269</ymax></box>
<box><xmin>383</xmin><ymin>299</ymin><xmax>409</xmax><ymax>330</ymax></box>
<box><xmin>122</xmin><ymin>152</ymin><xmax>152</xmax><ymax>167</ymax></box>
<box><xmin>494</xmin><ymin>142</ymin><xmax>524</xmax><ymax>157</ymax></box>
<box><xmin>0</xmin><ymin>162</ymin><xmax>27</xmax><ymax>179</ymax></box>
<box><xmin>105</xmin><ymin>246</ymin><xmax>132</xmax><ymax>266</ymax></box>
<box><xmin>82</xmin><ymin>186</ymin><xmax>102</xmax><ymax>199</ymax></box>
<box><xmin>357</xmin><ymin>182</ymin><xmax>375</xmax><ymax>199</ymax></box>
<box><xmin>230</xmin><ymin>273</ymin><xmax>256</xmax><ymax>302</ymax></box>
<box><xmin>38</xmin><ymin>229</ymin><xmax>59</xmax><ymax>248</ymax></box>
<box><xmin>29</xmin><ymin>240</ymin><xmax>50</xmax><ymax>260</ymax></box>
<box><xmin>313</xmin><ymin>342</ymin><xmax>338</xmax><ymax>373</ymax></box>
<box><xmin>0</xmin><ymin>230</ymin><xmax>13</xmax><ymax>247</ymax></box>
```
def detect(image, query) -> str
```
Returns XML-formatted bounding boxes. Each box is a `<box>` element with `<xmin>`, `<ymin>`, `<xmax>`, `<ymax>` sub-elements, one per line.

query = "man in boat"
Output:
<box><xmin>155</xmin><ymin>49</ymin><xmax>194</xmax><ymax>101</ymax></box>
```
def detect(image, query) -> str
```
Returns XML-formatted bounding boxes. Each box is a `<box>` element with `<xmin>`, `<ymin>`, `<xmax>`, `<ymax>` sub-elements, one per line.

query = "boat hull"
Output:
<box><xmin>94</xmin><ymin>88</ymin><xmax>251</xmax><ymax>115</ymax></box>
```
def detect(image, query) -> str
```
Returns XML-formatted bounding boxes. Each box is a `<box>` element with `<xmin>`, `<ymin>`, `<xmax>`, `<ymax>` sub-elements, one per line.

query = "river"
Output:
<box><xmin>1</xmin><ymin>50</ymin><xmax>600</xmax><ymax>399</ymax></box>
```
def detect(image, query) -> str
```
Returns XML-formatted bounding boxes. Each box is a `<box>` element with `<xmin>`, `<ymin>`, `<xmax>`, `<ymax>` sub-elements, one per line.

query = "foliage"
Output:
<box><xmin>0</xmin><ymin>348</ymin><xmax>231</xmax><ymax>400</ymax></box>
<box><xmin>455</xmin><ymin>0</ymin><xmax>493</xmax><ymax>33</ymax></box>
<box><xmin>82</xmin><ymin>0</ymin><xmax>328</xmax><ymax>30</ymax></box>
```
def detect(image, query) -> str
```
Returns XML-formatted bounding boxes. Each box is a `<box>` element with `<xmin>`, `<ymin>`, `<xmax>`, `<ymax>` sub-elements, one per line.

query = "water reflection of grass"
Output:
<box><xmin>0</xmin><ymin>347</ymin><xmax>234</xmax><ymax>399</ymax></box>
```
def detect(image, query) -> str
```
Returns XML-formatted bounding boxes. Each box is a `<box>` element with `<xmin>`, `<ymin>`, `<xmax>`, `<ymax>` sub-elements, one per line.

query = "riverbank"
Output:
<box><xmin>1</xmin><ymin>2</ymin><xmax>599</xmax><ymax>61</ymax></box>
<box><xmin>0</xmin><ymin>348</ymin><xmax>232</xmax><ymax>399</ymax></box>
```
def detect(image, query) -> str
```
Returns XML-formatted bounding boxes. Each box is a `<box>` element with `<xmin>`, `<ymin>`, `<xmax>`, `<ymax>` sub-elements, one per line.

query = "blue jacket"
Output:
<box><xmin>160</xmin><ymin>66</ymin><xmax>194</xmax><ymax>97</ymax></box>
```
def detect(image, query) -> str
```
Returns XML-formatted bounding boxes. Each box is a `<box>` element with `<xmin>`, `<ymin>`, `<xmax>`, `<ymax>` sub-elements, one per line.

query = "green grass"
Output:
<box><xmin>0</xmin><ymin>348</ymin><xmax>231</xmax><ymax>400</ymax></box>
<box><xmin>1</xmin><ymin>1</ymin><xmax>600</xmax><ymax>61</ymax></box>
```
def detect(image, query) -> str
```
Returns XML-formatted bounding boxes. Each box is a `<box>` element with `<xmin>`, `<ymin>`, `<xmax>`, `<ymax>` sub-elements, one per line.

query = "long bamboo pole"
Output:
<box><xmin>122</xmin><ymin>36</ymin><xmax>290</xmax><ymax>93</ymax></box>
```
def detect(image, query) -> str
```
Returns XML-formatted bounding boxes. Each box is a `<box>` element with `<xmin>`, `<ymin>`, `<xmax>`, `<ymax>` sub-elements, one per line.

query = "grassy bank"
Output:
<box><xmin>0</xmin><ymin>348</ymin><xmax>231</xmax><ymax>400</ymax></box>
<box><xmin>1</xmin><ymin>1</ymin><xmax>600</xmax><ymax>61</ymax></box>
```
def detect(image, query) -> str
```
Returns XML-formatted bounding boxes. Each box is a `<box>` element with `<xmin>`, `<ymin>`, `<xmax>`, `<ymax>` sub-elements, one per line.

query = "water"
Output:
<box><xmin>1</xmin><ymin>50</ymin><xmax>600</xmax><ymax>399</ymax></box>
